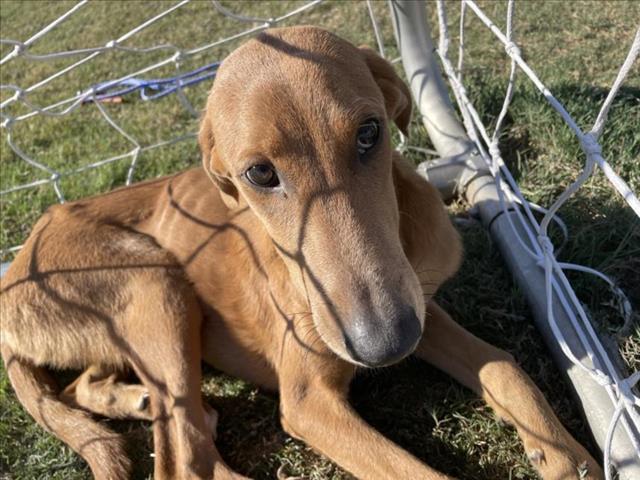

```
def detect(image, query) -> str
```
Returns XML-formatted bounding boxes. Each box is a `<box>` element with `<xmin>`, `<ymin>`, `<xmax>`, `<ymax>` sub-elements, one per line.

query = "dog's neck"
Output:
<box><xmin>138</xmin><ymin>168</ymin><xmax>333</xmax><ymax>371</ymax></box>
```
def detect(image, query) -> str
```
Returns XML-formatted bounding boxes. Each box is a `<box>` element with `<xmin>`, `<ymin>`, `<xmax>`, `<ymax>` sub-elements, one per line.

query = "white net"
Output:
<box><xmin>0</xmin><ymin>0</ymin><xmax>324</xmax><ymax>257</ymax></box>
<box><xmin>1</xmin><ymin>0</ymin><xmax>638</xmax><ymax>478</ymax></box>
<box><xmin>430</xmin><ymin>1</ymin><xmax>639</xmax><ymax>479</ymax></box>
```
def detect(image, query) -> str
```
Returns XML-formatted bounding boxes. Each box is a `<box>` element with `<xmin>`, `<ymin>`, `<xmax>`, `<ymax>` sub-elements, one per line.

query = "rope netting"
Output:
<box><xmin>0</xmin><ymin>0</ymin><xmax>638</xmax><ymax>478</ymax></box>
<box><xmin>432</xmin><ymin>1</ymin><xmax>639</xmax><ymax>478</ymax></box>
<box><xmin>0</xmin><ymin>0</ymin><xmax>322</xmax><ymax>213</ymax></box>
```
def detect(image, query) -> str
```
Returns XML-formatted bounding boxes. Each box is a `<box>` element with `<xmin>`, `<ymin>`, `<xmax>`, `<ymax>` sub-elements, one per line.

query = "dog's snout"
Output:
<box><xmin>343</xmin><ymin>304</ymin><xmax>422</xmax><ymax>367</ymax></box>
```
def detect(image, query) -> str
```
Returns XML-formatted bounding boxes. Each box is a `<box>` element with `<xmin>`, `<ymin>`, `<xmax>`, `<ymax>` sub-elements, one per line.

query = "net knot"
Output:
<box><xmin>504</xmin><ymin>41</ymin><xmax>521</xmax><ymax>58</ymax></box>
<box><xmin>592</xmin><ymin>370</ymin><xmax>613</xmax><ymax>387</ymax></box>
<box><xmin>12</xmin><ymin>89</ymin><xmax>24</xmax><ymax>102</ymax></box>
<box><xmin>12</xmin><ymin>42</ymin><xmax>26</xmax><ymax>57</ymax></box>
<box><xmin>1</xmin><ymin>117</ymin><xmax>14</xmax><ymax>129</ymax></box>
<box><xmin>489</xmin><ymin>141</ymin><xmax>501</xmax><ymax>159</ymax></box>
<box><xmin>537</xmin><ymin>234</ymin><xmax>554</xmax><ymax>257</ymax></box>
<box><xmin>83</xmin><ymin>87</ymin><xmax>96</xmax><ymax>100</ymax></box>
<box><xmin>104</xmin><ymin>40</ymin><xmax>118</xmax><ymax>49</ymax></box>
<box><xmin>579</xmin><ymin>132</ymin><xmax>602</xmax><ymax>158</ymax></box>
<box><xmin>3</xmin><ymin>41</ymin><xmax>26</xmax><ymax>60</ymax></box>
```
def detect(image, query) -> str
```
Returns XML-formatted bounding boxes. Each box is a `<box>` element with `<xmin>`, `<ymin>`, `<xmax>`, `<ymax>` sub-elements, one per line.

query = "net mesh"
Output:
<box><xmin>432</xmin><ymin>2</ymin><xmax>639</xmax><ymax>478</ymax></box>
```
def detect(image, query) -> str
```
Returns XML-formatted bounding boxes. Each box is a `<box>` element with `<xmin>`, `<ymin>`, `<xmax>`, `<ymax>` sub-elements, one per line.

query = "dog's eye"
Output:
<box><xmin>245</xmin><ymin>164</ymin><xmax>280</xmax><ymax>188</ymax></box>
<box><xmin>357</xmin><ymin>118</ymin><xmax>380</xmax><ymax>157</ymax></box>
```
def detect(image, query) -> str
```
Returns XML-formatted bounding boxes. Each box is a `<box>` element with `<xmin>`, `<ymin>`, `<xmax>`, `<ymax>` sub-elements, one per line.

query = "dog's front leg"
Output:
<box><xmin>278</xmin><ymin>345</ymin><xmax>452</xmax><ymax>479</ymax></box>
<box><xmin>415</xmin><ymin>301</ymin><xmax>603</xmax><ymax>480</ymax></box>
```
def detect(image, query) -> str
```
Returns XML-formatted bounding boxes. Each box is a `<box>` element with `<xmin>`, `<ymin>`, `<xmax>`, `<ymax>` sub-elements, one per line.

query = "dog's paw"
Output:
<box><xmin>527</xmin><ymin>443</ymin><xmax>603</xmax><ymax>480</ymax></box>
<box><xmin>123</xmin><ymin>387</ymin><xmax>153</xmax><ymax>421</ymax></box>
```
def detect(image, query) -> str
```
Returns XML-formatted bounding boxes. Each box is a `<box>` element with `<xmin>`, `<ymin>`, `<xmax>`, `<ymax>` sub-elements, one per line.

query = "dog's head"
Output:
<box><xmin>199</xmin><ymin>26</ymin><xmax>425</xmax><ymax>367</ymax></box>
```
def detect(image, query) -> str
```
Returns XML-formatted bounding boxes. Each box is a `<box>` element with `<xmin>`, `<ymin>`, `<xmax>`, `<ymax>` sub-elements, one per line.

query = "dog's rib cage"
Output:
<box><xmin>0</xmin><ymin>1</ymin><xmax>638</xmax><ymax>478</ymax></box>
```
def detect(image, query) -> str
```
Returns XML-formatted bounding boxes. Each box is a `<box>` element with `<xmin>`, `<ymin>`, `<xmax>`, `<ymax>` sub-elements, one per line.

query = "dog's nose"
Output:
<box><xmin>343</xmin><ymin>304</ymin><xmax>422</xmax><ymax>367</ymax></box>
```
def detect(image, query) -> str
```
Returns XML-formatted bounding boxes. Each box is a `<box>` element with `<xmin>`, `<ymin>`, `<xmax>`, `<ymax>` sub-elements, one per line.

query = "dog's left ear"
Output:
<box><xmin>199</xmin><ymin>111</ymin><xmax>240</xmax><ymax>209</ymax></box>
<box><xmin>360</xmin><ymin>47</ymin><xmax>412</xmax><ymax>136</ymax></box>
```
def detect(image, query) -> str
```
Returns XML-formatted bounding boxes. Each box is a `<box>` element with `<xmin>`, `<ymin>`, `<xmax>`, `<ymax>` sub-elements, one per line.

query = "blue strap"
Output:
<box><xmin>86</xmin><ymin>61</ymin><xmax>220</xmax><ymax>102</ymax></box>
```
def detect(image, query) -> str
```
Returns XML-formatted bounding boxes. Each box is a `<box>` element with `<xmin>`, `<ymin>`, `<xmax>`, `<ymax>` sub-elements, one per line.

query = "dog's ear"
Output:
<box><xmin>199</xmin><ymin>112</ymin><xmax>239</xmax><ymax>209</ymax></box>
<box><xmin>360</xmin><ymin>47</ymin><xmax>412</xmax><ymax>136</ymax></box>
<box><xmin>392</xmin><ymin>154</ymin><xmax>462</xmax><ymax>281</ymax></box>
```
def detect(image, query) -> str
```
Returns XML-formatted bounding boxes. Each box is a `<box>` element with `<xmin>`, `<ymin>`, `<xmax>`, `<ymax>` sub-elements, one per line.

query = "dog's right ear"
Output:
<box><xmin>199</xmin><ymin>112</ymin><xmax>239</xmax><ymax>209</ymax></box>
<box><xmin>360</xmin><ymin>47</ymin><xmax>412</xmax><ymax>136</ymax></box>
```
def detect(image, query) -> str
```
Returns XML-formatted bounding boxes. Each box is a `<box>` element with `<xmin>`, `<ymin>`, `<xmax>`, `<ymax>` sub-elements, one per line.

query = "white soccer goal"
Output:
<box><xmin>1</xmin><ymin>1</ymin><xmax>638</xmax><ymax>479</ymax></box>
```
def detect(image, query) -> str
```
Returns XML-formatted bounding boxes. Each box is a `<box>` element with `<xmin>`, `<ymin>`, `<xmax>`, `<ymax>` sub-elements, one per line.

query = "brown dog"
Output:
<box><xmin>1</xmin><ymin>26</ymin><xmax>602</xmax><ymax>480</ymax></box>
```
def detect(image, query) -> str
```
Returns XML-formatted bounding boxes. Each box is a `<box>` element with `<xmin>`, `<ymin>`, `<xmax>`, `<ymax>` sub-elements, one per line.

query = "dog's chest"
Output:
<box><xmin>200</xmin><ymin>307</ymin><xmax>279</xmax><ymax>390</ymax></box>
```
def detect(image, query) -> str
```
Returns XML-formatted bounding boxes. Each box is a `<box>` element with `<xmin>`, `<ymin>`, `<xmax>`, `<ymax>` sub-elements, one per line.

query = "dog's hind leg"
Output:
<box><xmin>414</xmin><ymin>301</ymin><xmax>603</xmax><ymax>480</ymax></box>
<box><xmin>61</xmin><ymin>365</ymin><xmax>220</xmax><ymax>439</ymax></box>
<box><xmin>60</xmin><ymin>365</ymin><xmax>152</xmax><ymax>421</ymax></box>
<box><xmin>1</xmin><ymin>345</ymin><xmax>131</xmax><ymax>480</ymax></box>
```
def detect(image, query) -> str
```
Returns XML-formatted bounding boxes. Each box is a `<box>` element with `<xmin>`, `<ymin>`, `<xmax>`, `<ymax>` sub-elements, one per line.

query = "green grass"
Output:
<box><xmin>1</xmin><ymin>1</ymin><xmax>638</xmax><ymax>478</ymax></box>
